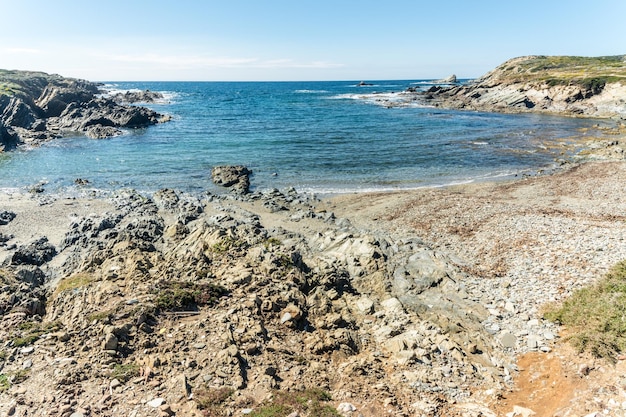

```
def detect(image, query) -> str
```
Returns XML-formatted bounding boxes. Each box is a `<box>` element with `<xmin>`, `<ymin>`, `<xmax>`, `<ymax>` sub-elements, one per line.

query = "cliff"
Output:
<box><xmin>0</xmin><ymin>70</ymin><xmax>169</xmax><ymax>151</ymax></box>
<box><xmin>425</xmin><ymin>55</ymin><xmax>626</xmax><ymax>117</ymax></box>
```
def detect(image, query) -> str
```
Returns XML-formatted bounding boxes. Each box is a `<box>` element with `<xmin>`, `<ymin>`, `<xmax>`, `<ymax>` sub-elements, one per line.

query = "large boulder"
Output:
<box><xmin>211</xmin><ymin>165</ymin><xmax>252</xmax><ymax>194</ymax></box>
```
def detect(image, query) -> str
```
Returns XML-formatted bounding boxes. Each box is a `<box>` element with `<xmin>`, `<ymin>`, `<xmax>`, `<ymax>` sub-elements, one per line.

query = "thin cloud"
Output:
<box><xmin>4</xmin><ymin>47</ymin><xmax>42</xmax><ymax>54</ymax></box>
<box><xmin>95</xmin><ymin>52</ymin><xmax>343</xmax><ymax>70</ymax></box>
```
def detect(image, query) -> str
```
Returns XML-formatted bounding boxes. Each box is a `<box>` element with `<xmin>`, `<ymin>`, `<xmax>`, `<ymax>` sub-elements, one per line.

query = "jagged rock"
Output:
<box><xmin>110</xmin><ymin>90</ymin><xmax>164</xmax><ymax>104</ymax></box>
<box><xmin>10</xmin><ymin>237</ymin><xmax>56</xmax><ymax>266</ymax></box>
<box><xmin>102</xmin><ymin>333</ymin><xmax>118</xmax><ymax>351</ymax></box>
<box><xmin>14</xmin><ymin>266</ymin><xmax>46</xmax><ymax>287</ymax></box>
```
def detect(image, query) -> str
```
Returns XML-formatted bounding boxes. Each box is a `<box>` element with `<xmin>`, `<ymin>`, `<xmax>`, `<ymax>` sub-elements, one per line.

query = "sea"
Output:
<box><xmin>0</xmin><ymin>80</ymin><xmax>612</xmax><ymax>196</ymax></box>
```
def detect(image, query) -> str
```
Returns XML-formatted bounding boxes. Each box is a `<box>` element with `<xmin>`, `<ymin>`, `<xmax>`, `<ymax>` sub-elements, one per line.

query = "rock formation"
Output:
<box><xmin>0</xmin><ymin>184</ymin><xmax>562</xmax><ymax>416</ymax></box>
<box><xmin>0</xmin><ymin>69</ymin><xmax>169</xmax><ymax>149</ymax></box>
<box><xmin>426</xmin><ymin>55</ymin><xmax>626</xmax><ymax>117</ymax></box>
<box><xmin>365</xmin><ymin>55</ymin><xmax>626</xmax><ymax>118</ymax></box>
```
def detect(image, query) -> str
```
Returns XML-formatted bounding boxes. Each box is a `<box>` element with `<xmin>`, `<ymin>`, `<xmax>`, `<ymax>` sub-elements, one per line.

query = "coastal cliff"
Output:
<box><xmin>427</xmin><ymin>55</ymin><xmax>626</xmax><ymax>117</ymax></box>
<box><xmin>361</xmin><ymin>55</ymin><xmax>626</xmax><ymax>118</ymax></box>
<box><xmin>0</xmin><ymin>70</ymin><xmax>168</xmax><ymax>151</ymax></box>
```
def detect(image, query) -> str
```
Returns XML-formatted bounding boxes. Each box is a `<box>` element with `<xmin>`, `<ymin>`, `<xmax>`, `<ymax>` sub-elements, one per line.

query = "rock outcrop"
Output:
<box><xmin>0</xmin><ymin>185</ymin><xmax>562</xmax><ymax>416</ymax></box>
<box><xmin>0</xmin><ymin>69</ymin><xmax>169</xmax><ymax>148</ymax></box>
<box><xmin>373</xmin><ymin>55</ymin><xmax>626</xmax><ymax>118</ymax></box>
<box><xmin>422</xmin><ymin>55</ymin><xmax>626</xmax><ymax>117</ymax></box>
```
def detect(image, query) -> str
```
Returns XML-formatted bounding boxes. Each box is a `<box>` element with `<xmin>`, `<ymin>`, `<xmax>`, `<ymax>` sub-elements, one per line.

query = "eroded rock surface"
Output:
<box><xmin>0</xmin><ymin>186</ymin><xmax>541</xmax><ymax>416</ymax></box>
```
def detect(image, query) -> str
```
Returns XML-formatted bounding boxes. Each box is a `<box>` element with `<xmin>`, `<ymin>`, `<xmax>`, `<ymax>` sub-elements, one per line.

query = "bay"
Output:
<box><xmin>0</xmin><ymin>80</ymin><xmax>606</xmax><ymax>195</ymax></box>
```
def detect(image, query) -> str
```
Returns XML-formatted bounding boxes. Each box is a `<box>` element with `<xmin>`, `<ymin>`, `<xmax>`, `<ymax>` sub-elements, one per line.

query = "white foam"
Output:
<box><xmin>294</xmin><ymin>89</ymin><xmax>329</xmax><ymax>94</ymax></box>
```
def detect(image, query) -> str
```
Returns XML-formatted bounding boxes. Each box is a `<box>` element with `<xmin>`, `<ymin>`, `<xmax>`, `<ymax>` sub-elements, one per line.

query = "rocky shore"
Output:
<box><xmin>1</xmin><ymin>152</ymin><xmax>626</xmax><ymax>416</ymax></box>
<box><xmin>0</xmin><ymin>70</ymin><xmax>170</xmax><ymax>150</ymax></box>
<box><xmin>371</xmin><ymin>55</ymin><xmax>626</xmax><ymax>119</ymax></box>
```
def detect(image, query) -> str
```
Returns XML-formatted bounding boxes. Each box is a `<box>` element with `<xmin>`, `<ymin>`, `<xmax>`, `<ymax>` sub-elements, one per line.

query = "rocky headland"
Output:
<box><xmin>379</xmin><ymin>55</ymin><xmax>626</xmax><ymax>118</ymax></box>
<box><xmin>0</xmin><ymin>70</ymin><xmax>170</xmax><ymax>150</ymax></box>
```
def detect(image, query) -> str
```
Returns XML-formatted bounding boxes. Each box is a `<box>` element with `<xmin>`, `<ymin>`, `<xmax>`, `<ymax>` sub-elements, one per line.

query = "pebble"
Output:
<box><xmin>147</xmin><ymin>398</ymin><xmax>166</xmax><ymax>408</ymax></box>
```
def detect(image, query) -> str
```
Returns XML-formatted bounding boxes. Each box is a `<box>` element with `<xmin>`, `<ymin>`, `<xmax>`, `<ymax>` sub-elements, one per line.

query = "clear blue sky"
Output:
<box><xmin>1</xmin><ymin>0</ymin><xmax>624</xmax><ymax>81</ymax></box>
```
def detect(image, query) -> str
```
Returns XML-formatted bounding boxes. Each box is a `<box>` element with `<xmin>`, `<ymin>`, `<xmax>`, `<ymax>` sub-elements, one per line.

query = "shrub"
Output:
<box><xmin>111</xmin><ymin>363</ymin><xmax>140</xmax><ymax>382</ymax></box>
<box><xmin>544</xmin><ymin>260</ymin><xmax>626</xmax><ymax>360</ymax></box>
<box><xmin>154</xmin><ymin>281</ymin><xmax>227</xmax><ymax>312</ymax></box>
<box><xmin>250</xmin><ymin>389</ymin><xmax>339</xmax><ymax>417</ymax></box>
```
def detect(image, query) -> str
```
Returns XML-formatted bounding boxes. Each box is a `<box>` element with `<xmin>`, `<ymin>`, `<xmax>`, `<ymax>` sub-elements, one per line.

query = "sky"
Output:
<box><xmin>1</xmin><ymin>0</ymin><xmax>625</xmax><ymax>82</ymax></box>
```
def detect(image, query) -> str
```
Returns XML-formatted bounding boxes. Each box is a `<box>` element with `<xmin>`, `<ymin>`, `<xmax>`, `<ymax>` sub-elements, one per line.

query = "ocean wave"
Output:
<box><xmin>328</xmin><ymin>92</ymin><xmax>431</xmax><ymax>108</ymax></box>
<box><xmin>99</xmin><ymin>87</ymin><xmax>178</xmax><ymax>104</ymax></box>
<box><xmin>294</xmin><ymin>89</ymin><xmax>329</xmax><ymax>94</ymax></box>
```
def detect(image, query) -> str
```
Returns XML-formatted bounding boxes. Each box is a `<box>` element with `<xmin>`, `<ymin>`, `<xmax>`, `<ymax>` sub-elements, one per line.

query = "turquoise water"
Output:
<box><xmin>0</xmin><ymin>81</ymin><xmax>607</xmax><ymax>195</ymax></box>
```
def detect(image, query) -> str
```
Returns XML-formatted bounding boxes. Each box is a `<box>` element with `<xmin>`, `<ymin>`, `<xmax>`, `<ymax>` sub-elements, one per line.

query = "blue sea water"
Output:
<box><xmin>0</xmin><ymin>80</ymin><xmax>609</xmax><ymax>195</ymax></box>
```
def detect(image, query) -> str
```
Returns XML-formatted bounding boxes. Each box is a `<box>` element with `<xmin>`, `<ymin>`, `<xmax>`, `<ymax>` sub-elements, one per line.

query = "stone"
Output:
<box><xmin>526</xmin><ymin>335</ymin><xmax>540</xmax><ymax>349</ymax></box>
<box><xmin>22</xmin><ymin>359</ymin><xmax>33</xmax><ymax>369</ymax></box>
<box><xmin>380</xmin><ymin>297</ymin><xmax>404</xmax><ymax>313</ymax></box>
<box><xmin>354</xmin><ymin>297</ymin><xmax>375</xmax><ymax>314</ymax></box>
<box><xmin>500</xmin><ymin>332</ymin><xmax>516</xmax><ymax>349</ymax></box>
<box><xmin>159</xmin><ymin>404</ymin><xmax>175</xmax><ymax>416</ymax></box>
<box><xmin>110</xmin><ymin>379</ymin><xmax>121</xmax><ymax>389</ymax></box>
<box><xmin>147</xmin><ymin>398</ymin><xmax>166</xmax><ymax>408</ymax></box>
<box><xmin>11</xmin><ymin>237</ymin><xmax>57</xmax><ymax>266</ymax></box>
<box><xmin>507</xmin><ymin>405</ymin><xmax>536</xmax><ymax>417</ymax></box>
<box><xmin>337</xmin><ymin>402</ymin><xmax>357</xmax><ymax>413</ymax></box>
<box><xmin>280</xmin><ymin>304</ymin><xmax>302</xmax><ymax>324</ymax></box>
<box><xmin>0</xmin><ymin>210</ymin><xmax>16</xmax><ymax>225</ymax></box>
<box><xmin>102</xmin><ymin>333</ymin><xmax>118</xmax><ymax>351</ymax></box>
<box><xmin>20</xmin><ymin>346</ymin><xmax>35</xmax><ymax>355</ymax></box>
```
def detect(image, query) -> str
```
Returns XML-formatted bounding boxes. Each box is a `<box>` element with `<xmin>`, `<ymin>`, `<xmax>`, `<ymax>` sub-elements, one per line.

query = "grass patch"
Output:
<box><xmin>0</xmin><ymin>374</ymin><xmax>9</xmax><ymax>392</ymax></box>
<box><xmin>154</xmin><ymin>281</ymin><xmax>227</xmax><ymax>312</ymax></box>
<box><xmin>250</xmin><ymin>388</ymin><xmax>338</xmax><ymax>417</ymax></box>
<box><xmin>54</xmin><ymin>273</ymin><xmax>94</xmax><ymax>296</ymax></box>
<box><xmin>264</xmin><ymin>237</ymin><xmax>282</xmax><ymax>249</ymax></box>
<box><xmin>11</xmin><ymin>321</ymin><xmax>62</xmax><ymax>347</ymax></box>
<box><xmin>544</xmin><ymin>260</ymin><xmax>626</xmax><ymax>360</ymax></box>
<box><xmin>110</xmin><ymin>363</ymin><xmax>140</xmax><ymax>382</ymax></box>
<box><xmin>495</xmin><ymin>55</ymin><xmax>626</xmax><ymax>88</ymax></box>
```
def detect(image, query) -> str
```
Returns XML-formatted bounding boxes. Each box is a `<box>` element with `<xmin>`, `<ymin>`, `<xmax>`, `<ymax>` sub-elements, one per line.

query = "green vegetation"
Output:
<box><xmin>264</xmin><ymin>237</ymin><xmax>282</xmax><ymax>249</ymax></box>
<box><xmin>54</xmin><ymin>273</ymin><xmax>94</xmax><ymax>296</ymax></box>
<box><xmin>544</xmin><ymin>260</ymin><xmax>626</xmax><ymax>360</ymax></box>
<box><xmin>250</xmin><ymin>389</ymin><xmax>339</xmax><ymax>417</ymax></box>
<box><xmin>11</xmin><ymin>321</ymin><xmax>62</xmax><ymax>347</ymax></box>
<box><xmin>0</xmin><ymin>368</ymin><xmax>31</xmax><ymax>392</ymax></box>
<box><xmin>0</xmin><ymin>374</ymin><xmax>9</xmax><ymax>392</ymax></box>
<box><xmin>210</xmin><ymin>236</ymin><xmax>247</xmax><ymax>253</ymax></box>
<box><xmin>496</xmin><ymin>55</ymin><xmax>626</xmax><ymax>90</ymax></box>
<box><xmin>154</xmin><ymin>281</ymin><xmax>227</xmax><ymax>312</ymax></box>
<box><xmin>111</xmin><ymin>363</ymin><xmax>140</xmax><ymax>382</ymax></box>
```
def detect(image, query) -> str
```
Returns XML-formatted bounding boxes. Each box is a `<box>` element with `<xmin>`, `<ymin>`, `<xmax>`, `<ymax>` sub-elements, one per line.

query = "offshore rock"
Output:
<box><xmin>211</xmin><ymin>165</ymin><xmax>252</xmax><ymax>194</ymax></box>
